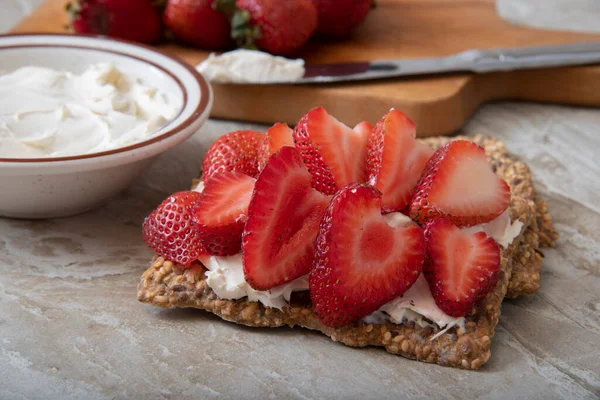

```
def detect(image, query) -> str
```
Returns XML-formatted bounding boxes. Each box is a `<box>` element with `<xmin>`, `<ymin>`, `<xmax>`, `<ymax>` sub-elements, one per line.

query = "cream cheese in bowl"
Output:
<box><xmin>0</xmin><ymin>34</ymin><xmax>212</xmax><ymax>219</ymax></box>
<box><xmin>0</xmin><ymin>63</ymin><xmax>178</xmax><ymax>158</ymax></box>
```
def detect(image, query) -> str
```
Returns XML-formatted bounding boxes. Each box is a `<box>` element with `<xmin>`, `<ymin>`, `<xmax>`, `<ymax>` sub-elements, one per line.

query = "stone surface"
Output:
<box><xmin>1</xmin><ymin>0</ymin><xmax>42</xmax><ymax>32</ymax></box>
<box><xmin>1</xmin><ymin>2</ymin><xmax>600</xmax><ymax>399</ymax></box>
<box><xmin>497</xmin><ymin>0</ymin><xmax>600</xmax><ymax>33</ymax></box>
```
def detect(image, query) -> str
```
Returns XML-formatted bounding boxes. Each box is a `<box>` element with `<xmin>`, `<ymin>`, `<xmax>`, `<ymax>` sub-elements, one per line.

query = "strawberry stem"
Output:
<box><xmin>214</xmin><ymin>0</ymin><xmax>262</xmax><ymax>50</ymax></box>
<box><xmin>231</xmin><ymin>9</ymin><xmax>261</xmax><ymax>49</ymax></box>
<box><xmin>65</xmin><ymin>1</ymin><xmax>81</xmax><ymax>24</ymax></box>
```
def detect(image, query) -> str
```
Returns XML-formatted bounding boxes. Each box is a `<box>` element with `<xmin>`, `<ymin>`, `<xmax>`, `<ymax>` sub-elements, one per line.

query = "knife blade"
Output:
<box><xmin>289</xmin><ymin>42</ymin><xmax>600</xmax><ymax>84</ymax></box>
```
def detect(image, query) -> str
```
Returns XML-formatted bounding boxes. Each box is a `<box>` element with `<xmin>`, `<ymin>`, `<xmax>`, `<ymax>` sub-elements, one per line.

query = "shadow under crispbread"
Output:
<box><xmin>138</xmin><ymin>136</ymin><xmax>553</xmax><ymax>370</ymax></box>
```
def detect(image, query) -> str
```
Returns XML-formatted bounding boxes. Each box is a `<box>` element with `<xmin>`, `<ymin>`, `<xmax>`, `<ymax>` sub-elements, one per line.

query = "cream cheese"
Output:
<box><xmin>196</xmin><ymin>49</ymin><xmax>305</xmax><ymax>84</ymax></box>
<box><xmin>462</xmin><ymin>210</ymin><xmax>524</xmax><ymax>248</ymax></box>
<box><xmin>193</xmin><ymin>181</ymin><xmax>205</xmax><ymax>193</ymax></box>
<box><xmin>200</xmin><ymin>210</ymin><xmax>523</xmax><ymax>332</ymax></box>
<box><xmin>0</xmin><ymin>63</ymin><xmax>177</xmax><ymax>158</ymax></box>
<box><xmin>363</xmin><ymin>274</ymin><xmax>466</xmax><ymax>336</ymax></box>
<box><xmin>203</xmin><ymin>254</ymin><xmax>309</xmax><ymax>310</ymax></box>
<box><xmin>382</xmin><ymin>211</ymin><xmax>414</xmax><ymax>228</ymax></box>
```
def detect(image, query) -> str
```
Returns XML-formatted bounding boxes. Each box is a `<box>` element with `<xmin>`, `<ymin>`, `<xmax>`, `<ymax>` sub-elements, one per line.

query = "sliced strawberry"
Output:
<box><xmin>423</xmin><ymin>218</ymin><xmax>501</xmax><ymax>317</ymax></box>
<box><xmin>294</xmin><ymin>107</ymin><xmax>368</xmax><ymax>195</ymax></box>
<box><xmin>310</xmin><ymin>183</ymin><xmax>426</xmax><ymax>328</ymax></box>
<box><xmin>243</xmin><ymin>146</ymin><xmax>330</xmax><ymax>290</ymax></box>
<box><xmin>366</xmin><ymin>109</ymin><xmax>435</xmax><ymax>212</ymax></box>
<box><xmin>193</xmin><ymin>172</ymin><xmax>256</xmax><ymax>256</ymax></box>
<box><xmin>202</xmin><ymin>130</ymin><xmax>266</xmax><ymax>181</ymax></box>
<box><xmin>257</xmin><ymin>123</ymin><xmax>295</xmax><ymax>171</ymax></box>
<box><xmin>353</xmin><ymin>120</ymin><xmax>373</xmax><ymax>137</ymax></box>
<box><xmin>409</xmin><ymin>140</ymin><xmax>511</xmax><ymax>227</ymax></box>
<box><xmin>142</xmin><ymin>191</ymin><xmax>205</xmax><ymax>266</ymax></box>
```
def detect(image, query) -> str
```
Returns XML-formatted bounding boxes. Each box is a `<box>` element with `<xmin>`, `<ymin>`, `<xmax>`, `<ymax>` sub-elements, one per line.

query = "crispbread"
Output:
<box><xmin>138</xmin><ymin>136</ymin><xmax>554</xmax><ymax>369</ymax></box>
<box><xmin>138</xmin><ymin>194</ymin><xmax>533</xmax><ymax>370</ymax></box>
<box><xmin>506</xmin><ymin>220</ymin><xmax>543</xmax><ymax>298</ymax></box>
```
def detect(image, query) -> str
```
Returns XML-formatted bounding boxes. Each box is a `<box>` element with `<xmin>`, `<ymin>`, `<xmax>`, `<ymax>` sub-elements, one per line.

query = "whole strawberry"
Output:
<box><xmin>164</xmin><ymin>0</ymin><xmax>233</xmax><ymax>49</ymax></box>
<box><xmin>201</xmin><ymin>130</ymin><xmax>266</xmax><ymax>181</ymax></box>
<box><xmin>310</xmin><ymin>0</ymin><xmax>372</xmax><ymax>37</ymax></box>
<box><xmin>216</xmin><ymin>0</ymin><xmax>318</xmax><ymax>56</ymax></box>
<box><xmin>142</xmin><ymin>191</ymin><xmax>205</xmax><ymax>266</ymax></box>
<box><xmin>67</xmin><ymin>0</ymin><xmax>162</xmax><ymax>44</ymax></box>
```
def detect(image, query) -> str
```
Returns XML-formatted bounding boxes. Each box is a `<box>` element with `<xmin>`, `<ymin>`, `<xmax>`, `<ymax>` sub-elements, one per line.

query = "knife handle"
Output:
<box><xmin>467</xmin><ymin>42</ymin><xmax>600</xmax><ymax>73</ymax></box>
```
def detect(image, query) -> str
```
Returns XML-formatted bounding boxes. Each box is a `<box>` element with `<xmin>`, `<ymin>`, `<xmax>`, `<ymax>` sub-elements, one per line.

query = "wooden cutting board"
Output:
<box><xmin>11</xmin><ymin>0</ymin><xmax>600</xmax><ymax>136</ymax></box>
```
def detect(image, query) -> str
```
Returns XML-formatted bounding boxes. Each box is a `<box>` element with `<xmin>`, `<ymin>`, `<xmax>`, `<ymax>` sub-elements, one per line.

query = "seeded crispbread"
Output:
<box><xmin>137</xmin><ymin>196</ymin><xmax>532</xmax><ymax>370</ymax></box>
<box><xmin>138</xmin><ymin>136</ymin><xmax>554</xmax><ymax>369</ymax></box>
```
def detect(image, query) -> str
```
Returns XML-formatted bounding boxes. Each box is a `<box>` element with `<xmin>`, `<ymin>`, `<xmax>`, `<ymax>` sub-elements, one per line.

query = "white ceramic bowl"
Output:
<box><xmin>0</xmin><ymin>34</ymin><xmax>212</xmax><ymax>219</ymax></box>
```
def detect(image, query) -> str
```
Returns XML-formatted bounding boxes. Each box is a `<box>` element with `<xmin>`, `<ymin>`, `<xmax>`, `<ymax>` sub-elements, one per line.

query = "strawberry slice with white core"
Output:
<box><xmin>243</xmin><ymin>146</ymin><xmax>330</xmax><ymax>290</ymax></box>
<box><xmin>353</xmin><ymin>120</ymin><xmax>373</xmax><ymax>137</ymax></box>
<box><xmin>257</xmin><ymin>122</ymin><xmax>295</xmax><ymax>171</ymax></box>
<box><xmin>193</xmin><ymin>171</ymin><xmax>256</xmax><ymax>256</ymax></box>
<box><xmin>142</xmin><ymin>191</ymin><xmax>205</xmax><ymax>266</ymax></box>
<box><xmin>294</xmin><ymin>107</ymin><xmax>368</xmax><ymax>195</ymax></box>
<box><xmin>410</xmin><ymin>140</ymin><xmax>510</xmax><ymax>227</ymax></box>
<box><xmin>423</xmin><ymin>218</ymin><xmax>501</xmax><ymax>317</ymax></box>
<box><xmin>382</xmin><ymin>211</ymin><xmax>417</xmax><ymax>228</ymax></box>
<box><xmin>310</xmin><ymin>183</ymin><xmax>426</xmax><ymax>328</ymax></box>
<box><xmin>367</xmin><ymin>109</ymin><xmax>435</xmax><ymax>212</ymax></box>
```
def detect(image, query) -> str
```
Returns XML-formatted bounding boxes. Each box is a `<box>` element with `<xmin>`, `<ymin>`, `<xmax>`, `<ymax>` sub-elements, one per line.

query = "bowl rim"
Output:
<box><xmin>0</xmin><ymin>33</ymin><xmax>210</xmax><ymax>164</ymax></box>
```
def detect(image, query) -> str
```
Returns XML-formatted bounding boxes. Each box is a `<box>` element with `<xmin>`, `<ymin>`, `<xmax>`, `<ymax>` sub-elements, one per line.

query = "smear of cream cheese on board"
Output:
<box><xmin>196</xmin><ymin>49</ymin><xmax>305</xmax><ymax>84</ymax></box>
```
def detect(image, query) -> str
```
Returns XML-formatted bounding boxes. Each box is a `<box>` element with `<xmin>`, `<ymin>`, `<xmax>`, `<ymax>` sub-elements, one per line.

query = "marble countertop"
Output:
<box><xmin>1</xmin><ymin>2</ymin><xmax>599</xmax><ymax>399</ymax></box>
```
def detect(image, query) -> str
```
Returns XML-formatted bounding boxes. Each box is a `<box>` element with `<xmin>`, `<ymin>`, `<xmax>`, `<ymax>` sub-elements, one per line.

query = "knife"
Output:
<box><xmin>290</xmin><ymin>42</ymin><xmax>600</xmax><ymax>84</ymax></box>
